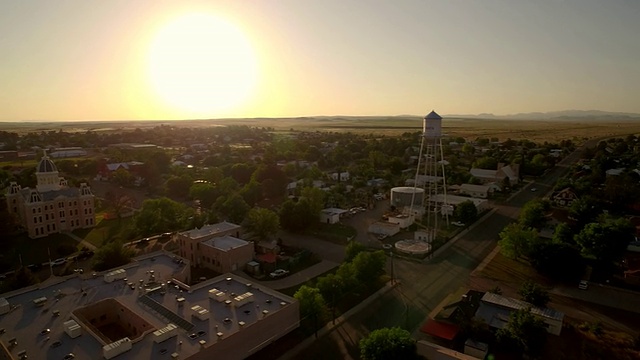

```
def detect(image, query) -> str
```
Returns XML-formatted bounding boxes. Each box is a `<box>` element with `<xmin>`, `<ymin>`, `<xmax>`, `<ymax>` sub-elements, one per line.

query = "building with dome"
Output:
<box><xmin>5</xmin><ymin>152</ymin><xmax>96</xmax><ymax>238</ymax></box>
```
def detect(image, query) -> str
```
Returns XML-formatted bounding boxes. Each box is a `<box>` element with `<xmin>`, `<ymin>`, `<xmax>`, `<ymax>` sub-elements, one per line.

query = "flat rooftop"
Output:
<box><xmin>180</xmin><ymin>222</ymin><xmax>241</xmax><ymax>240</ymax></box>
<box><xmin>201</xmin><ymin>235</ymin><xmax>249</xmax><ymax>251</ymax></box>
<box><xmin>0</xmin><ymin>252</ymin><xmax>297</xmax><ymax>360</ymax></box>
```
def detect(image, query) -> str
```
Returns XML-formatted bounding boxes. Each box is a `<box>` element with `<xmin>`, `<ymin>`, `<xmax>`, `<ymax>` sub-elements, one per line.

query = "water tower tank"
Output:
<box><xmin>390</xmin><ymin>187</ymin><xmax>425</xmax><ymax>207</ymax></box>
<box><xmin>423</xmin><ymin>110</ymin><xmax>442</xmax><ymax>138</ymax></box>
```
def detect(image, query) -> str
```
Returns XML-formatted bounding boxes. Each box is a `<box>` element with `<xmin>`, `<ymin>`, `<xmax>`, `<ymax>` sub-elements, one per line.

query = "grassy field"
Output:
<box><xmin>72</xmin><ymin>214</ymin><xmax>135</xmax><ymax>247</ymax></box>
<box><xmin>3</xmin><ymin>117</ymin><xmax>640</xmax><ymax>143</ymax></box>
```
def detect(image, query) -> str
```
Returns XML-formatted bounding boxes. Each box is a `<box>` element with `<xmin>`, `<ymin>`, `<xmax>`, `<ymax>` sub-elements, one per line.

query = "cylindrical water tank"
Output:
<box><xmin>390</xmin><ymin>187</ymin><xmax>425</xmax><ymax>207</ymax></box>
<box><xmin>423</xmin><ymin>110</ymin><xmax>442</xmax><ymax>138</ymax></box>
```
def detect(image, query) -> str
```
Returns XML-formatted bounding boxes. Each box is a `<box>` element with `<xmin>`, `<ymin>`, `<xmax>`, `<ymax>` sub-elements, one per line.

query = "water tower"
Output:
<box><xmin>409</xmin><ymin>110</ymin><xmax>448</xmax><ymax>243</ymax></box>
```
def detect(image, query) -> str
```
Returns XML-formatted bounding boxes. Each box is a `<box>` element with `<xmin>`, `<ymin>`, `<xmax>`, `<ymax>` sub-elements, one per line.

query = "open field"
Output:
<box><xmin>2</xmin><ymin>116</ymin><xmax>640</xmax><ymax>142</ymax></box>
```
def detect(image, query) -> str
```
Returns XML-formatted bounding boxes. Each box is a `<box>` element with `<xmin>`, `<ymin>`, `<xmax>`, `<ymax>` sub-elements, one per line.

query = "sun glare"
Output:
<box><xmin>147</xmin><ymin>13</ymin><xmax>258</xmax><ymax>116</ymax></box>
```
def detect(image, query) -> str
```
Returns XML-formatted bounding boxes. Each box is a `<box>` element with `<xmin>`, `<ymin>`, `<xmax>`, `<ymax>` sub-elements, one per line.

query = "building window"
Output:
<box><xmin>47</xmin><ymin>224</ymin><xmax>50</xmax><ymax>231</ymax></box>
<box><xmin>74</xmin><ymin>209</ymin><xmax>78</xmax><ymax>216</ymax></box>
<box><xmin>52</xmin><ymin>224</ymin><xmax>56</xmax><ymax>231</ymax></box>
<box><xmin>33</xmin><ymin>217</ymin><xmax>37</xmax><ymax>223</ymax></box>
<box><xmin>60</xmin><ymin>211</ymin><xmax>64</xmax><ymax>217</ymax></box>
<box><xmin>39</xmin><ymin>216</ymin><xmax>42</xmax><ymax>222</ymax></box>
<box><xmin>38</xmin><ymin>208</ymin><xmax>41</xmax><ymax>213</ymax></box>
<box><xmin>45</xmin><ymin>214</ymin><xmax>49</xmax><ymax>220</ymax></box>
<box><xmin>35</xmin><ymin>228</ymin><xmax>39</xmax><ymax>235</ymax></box>
<box><xmin>32</xmin><ymin>208</ymin><xmax>36</xmax><ymax>214</ymax></box>
<box><xmin>74</xmin><ymin>201</ymin><xmax>77</xmax><ymax>206</ymax></box>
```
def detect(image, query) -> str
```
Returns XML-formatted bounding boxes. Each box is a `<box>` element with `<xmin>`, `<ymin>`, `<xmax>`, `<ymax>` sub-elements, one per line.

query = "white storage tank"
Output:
<box><xmin>390</xmin><ymin>187</ymin><xmax>425</xmax><ymax>208</ymax></box>
<box><xmin>423</xmin><ymin>110</ymin><xmax>442</xmax><ymax>138</ymax></box>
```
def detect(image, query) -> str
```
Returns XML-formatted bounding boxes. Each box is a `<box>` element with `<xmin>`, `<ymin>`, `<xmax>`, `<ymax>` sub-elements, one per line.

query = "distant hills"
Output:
<box><xmin>447</xmin><ymin>110</ymin><xmax>640</xmax><ymax>120</ymax></box>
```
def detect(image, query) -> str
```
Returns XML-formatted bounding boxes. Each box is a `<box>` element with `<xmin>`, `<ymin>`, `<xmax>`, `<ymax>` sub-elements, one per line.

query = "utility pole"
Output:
<box><xmin>390</xmin><ymin>251</ymin><xmax>394</xmax><ymax>284</ymax></box>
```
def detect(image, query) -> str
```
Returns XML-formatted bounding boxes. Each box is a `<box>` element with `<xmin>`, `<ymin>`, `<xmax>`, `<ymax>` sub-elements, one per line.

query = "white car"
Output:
<box><xmin>51</xmin><ymin>258</ymin><xmax>67</xmax><ymax>267</ymax></box>
<box><xmin>269</xmin><ymin>269</ymin><xmax>290</xmax><ymax>278</ymax></box>
<box><xmin>578</xmin><ymin>280</ymin><xmax>589</xmax><ymax>290</ymax></box>
<box><xmin>452</xmin><ymin>221</ymin><xmax>465</xmax><ymax>227</ymax></box>
<box><xmin>530</xmin><ymin>188</ymin><xmax>537</xmax><ymax>192</ymax></box>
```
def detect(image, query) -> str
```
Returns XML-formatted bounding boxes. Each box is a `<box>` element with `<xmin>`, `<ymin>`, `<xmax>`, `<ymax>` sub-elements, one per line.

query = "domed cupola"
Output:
<box><xmin>37</xmin><ymin>155</ymin><xmax>58</xmax><ymax>173</ymax></box>
<box><xmin>36</xmin><ymin>150</ymin><xmax>62</xmax><ymax>192</ymax></box>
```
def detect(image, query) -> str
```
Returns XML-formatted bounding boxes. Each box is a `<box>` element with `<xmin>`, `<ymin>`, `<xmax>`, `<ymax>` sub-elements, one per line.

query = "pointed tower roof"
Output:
<box><xmin>424</xmin><ymin>110</ymin><xmax>442</xmax><ymax>120</ymax></box>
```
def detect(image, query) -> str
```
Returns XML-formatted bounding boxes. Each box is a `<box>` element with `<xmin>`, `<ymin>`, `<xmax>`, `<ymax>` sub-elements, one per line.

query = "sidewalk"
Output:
<box><xmin>63</xmin><ymin>231</ymin><xmax>97</xmax><ymax>251</ymax></box>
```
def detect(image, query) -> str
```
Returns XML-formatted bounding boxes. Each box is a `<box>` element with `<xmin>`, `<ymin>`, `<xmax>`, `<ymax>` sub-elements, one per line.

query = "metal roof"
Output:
<box><xmin>480</xmin><ymin>292</ymin><xmax>564</xmax><ymax>321</ymax></box>
<box><xmin>424</xmin><ymin>110</ymin><xmax>442</xmax><ymax>120</ymax></box>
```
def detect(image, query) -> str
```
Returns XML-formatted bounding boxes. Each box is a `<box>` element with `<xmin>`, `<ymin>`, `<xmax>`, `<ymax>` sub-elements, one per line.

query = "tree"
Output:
<box><xmin>528</xmin><ymin>241</ymin><xmax>584</xmax><ymax>282</ymax></box>
<box><xmin>135</xmin><ymin>197</ymin><xmax>194</xmax><ymax>235</ymax></box>
<box><xmin>473</xmin><ymin>156</ymin><xmax>498</xmax><ymax>170</ymax></box>
<box><xmin>552</xmin><ymin>222</ymin><xmax>575</xmax><ymax>245</ymax></box>
<box><xmin>345</xmin><ymin>241</ymin><xmax>366</xmax><ymax>262</ymax></box>
<box><xmin>244</xmin><ymin>207</ymin><xmax>280</xmax><ymax>241</ymax></box>
<box><xmin>188</xmin><ymin>183</ymin><xmax>218</xmax><ymax>209</ymax></box>
<box><xmin>104</xmin><ymin>191</ymin><xmax>134</xmax><ymax>219</ymax></box>
<box><xmin>166</xmin><ymin>175</ymin><xmax>192</xmax><ymax>199</ymax></box>
<box><xmin>294</xmin><ymin>285</ymin><xmax>328</xmax><ymax>338</ymax></box>
<box><xmin>240</xmin><ymin>179</ymin><xmax>263</xmax><ymax>205</ymax></box>
<box><xmin>111</xmin><ymin>168</ymin><xmax>135</xmax><ymax>187</ymax></box>
<box><xmin>215</xmin><ymin>193</ymin><xmax>250</xmax><ymax>224</ymax></box>
<box><xmin>352</xmin><ymin>250</ymin><xmax>386</xmax><ymax>288</ymax></box>
<box><xmin>518</xmin><ymin>199</ymin><xmax>548</xmax><ymax>229</ymax></box>
<box><xmin>498</xmin><ymin>223</ymin><xmax>539</xmax><ymax>259</ymax></box>
<box><xmin>574</xmin><ymin>217</ymin><xmax>634</xmax><ymax>264</ymax></box>
<box><xmin>359</xmin><ymin>327</ymin><xmax>418</xmax><ymax>360</ymax></box>
<box><xmin>92</xmin><ymin>241</ymin><xmax>134</xmax><ymax>271</ymax></box>
<box><xmin>301</xmin><ymin>187</ymin><xmax>326</xmax><ymax>216</ymax></box>
<box><xmin>496</xmin><ymin>307</ymin><xmax>548</xmax><ymax>356</ymax></box>
<box><xmin>230</xmin><ymin>163</ymin><xmax>253</xmax><ymax>184</ymax></box>
<box><xmin>518</xmin><ymin>281</ymin><xmax>550</xmax><ymax>308</ymax></box>
<box><xmin>454</xmin><ymin>200</ymin><xmax>478</xmax><ymax>225</ymax></box>
<box><xmin>569</xmin><ymin>196</ymin><xmax>602</xmax><ymax>228</ymax></box>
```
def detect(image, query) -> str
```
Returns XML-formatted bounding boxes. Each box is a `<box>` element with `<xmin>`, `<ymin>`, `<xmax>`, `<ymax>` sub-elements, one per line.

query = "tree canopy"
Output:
<box><xmin>92</xmin><ymin>241</ymin><xmax>134</xmax><ymax>271</ymax></box>
<box><xmin>497</xmin><ymin>307</ymin><xmax>548</xmax><ymax>357</ymax></box>
<box><xmin>454</xmin><ymin>200</ymin><xmax>478</xmax><ymax>225</ymax></box>
<box><xmin>243</xmin><ymin>207</ymin><xmax>280</xmax><ymax>241</ymax></box>
<box><xmin>359</xmin><ymin>327</ymin><xmax>418</xmax><ymax>360</ymax></box>
<box><xmin>518</xmin><ymin>281</ymin><xmax>550</xmax><ymax>308</ymax></box>
<box><xmin>574</xmin><ymin>217</ymin><xmax>634</xmax><ymax>264</ymax></box>
<box><xmin>135</xmin><ymin>197</ymin><xmax>194</xmax><ymax>235</ymax></box>
<box><xmin>519</xmin><ymin>199</ymin><xmax>548</xmax><ymax>229</ymax></box>
<box><xmin>498</xmin><ymin>223</ymin><xmax>539</xmax><ymax>259</ymax></box>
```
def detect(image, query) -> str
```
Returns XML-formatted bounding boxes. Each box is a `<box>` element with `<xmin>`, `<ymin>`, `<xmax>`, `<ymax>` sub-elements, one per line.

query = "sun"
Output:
<box><xmin>147</xmin><ymin>13</ymin><xmax>258</xmax><ymax>116</ymax></box>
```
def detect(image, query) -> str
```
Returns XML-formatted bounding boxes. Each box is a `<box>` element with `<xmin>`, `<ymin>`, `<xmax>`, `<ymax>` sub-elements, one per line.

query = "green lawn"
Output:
<box><xmin>307</xmin><ymin>223</ymin><xmax>357</xmax><ymax>245</ymax></box>
<box><xmin>73</xmin><ymin>214</ymin><xmax>135</xmax><ymax>247</ymax></box>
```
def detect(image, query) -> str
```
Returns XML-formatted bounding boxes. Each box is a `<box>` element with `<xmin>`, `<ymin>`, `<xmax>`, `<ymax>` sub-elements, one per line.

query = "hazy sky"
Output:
<box><xmin>1</xmin><ymin>0</ymin><xmax>639</xmax><ymax>121</ymax></box>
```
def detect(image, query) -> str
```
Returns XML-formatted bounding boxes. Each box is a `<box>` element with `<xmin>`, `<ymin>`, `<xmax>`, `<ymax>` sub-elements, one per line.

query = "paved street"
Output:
<box><xmin>287</xmin><ymin>139</ymin><xmax>599</xmax><ymax>360</ymax></box>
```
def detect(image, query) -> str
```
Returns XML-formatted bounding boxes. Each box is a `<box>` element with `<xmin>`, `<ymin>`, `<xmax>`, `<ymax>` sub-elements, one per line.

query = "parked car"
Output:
<box><xmin>51</xmin><ymin>258</ymin><xmax>67</xmax><ymax>267</ymax></box>
<box><xmin>530</xmin><ymin>187</ymin><xmax>537</xmax><ymax>192</ymax></box>
<box><xmin>63</xmin><ymin>354</ymin><xmax>75</xmax><ymax>360</ymax></box>
<box><xmin>50</xmin><ymin>341</ymin><xmax>62</xmax><ymax>348</ymax></box>
<box><xmin>578</xmin><ymin>280</ymin><xmax>589</xmax><ymax>290</ymax></box>
<box><xmin>269</xmin><ymin>269</ymin><xmax>290</xmax><ymax>278</ymax></box>
<box><xmin>452</xmin><ymin>221</ymin><xmax>465</xmax><ymax>227</ymax></box>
